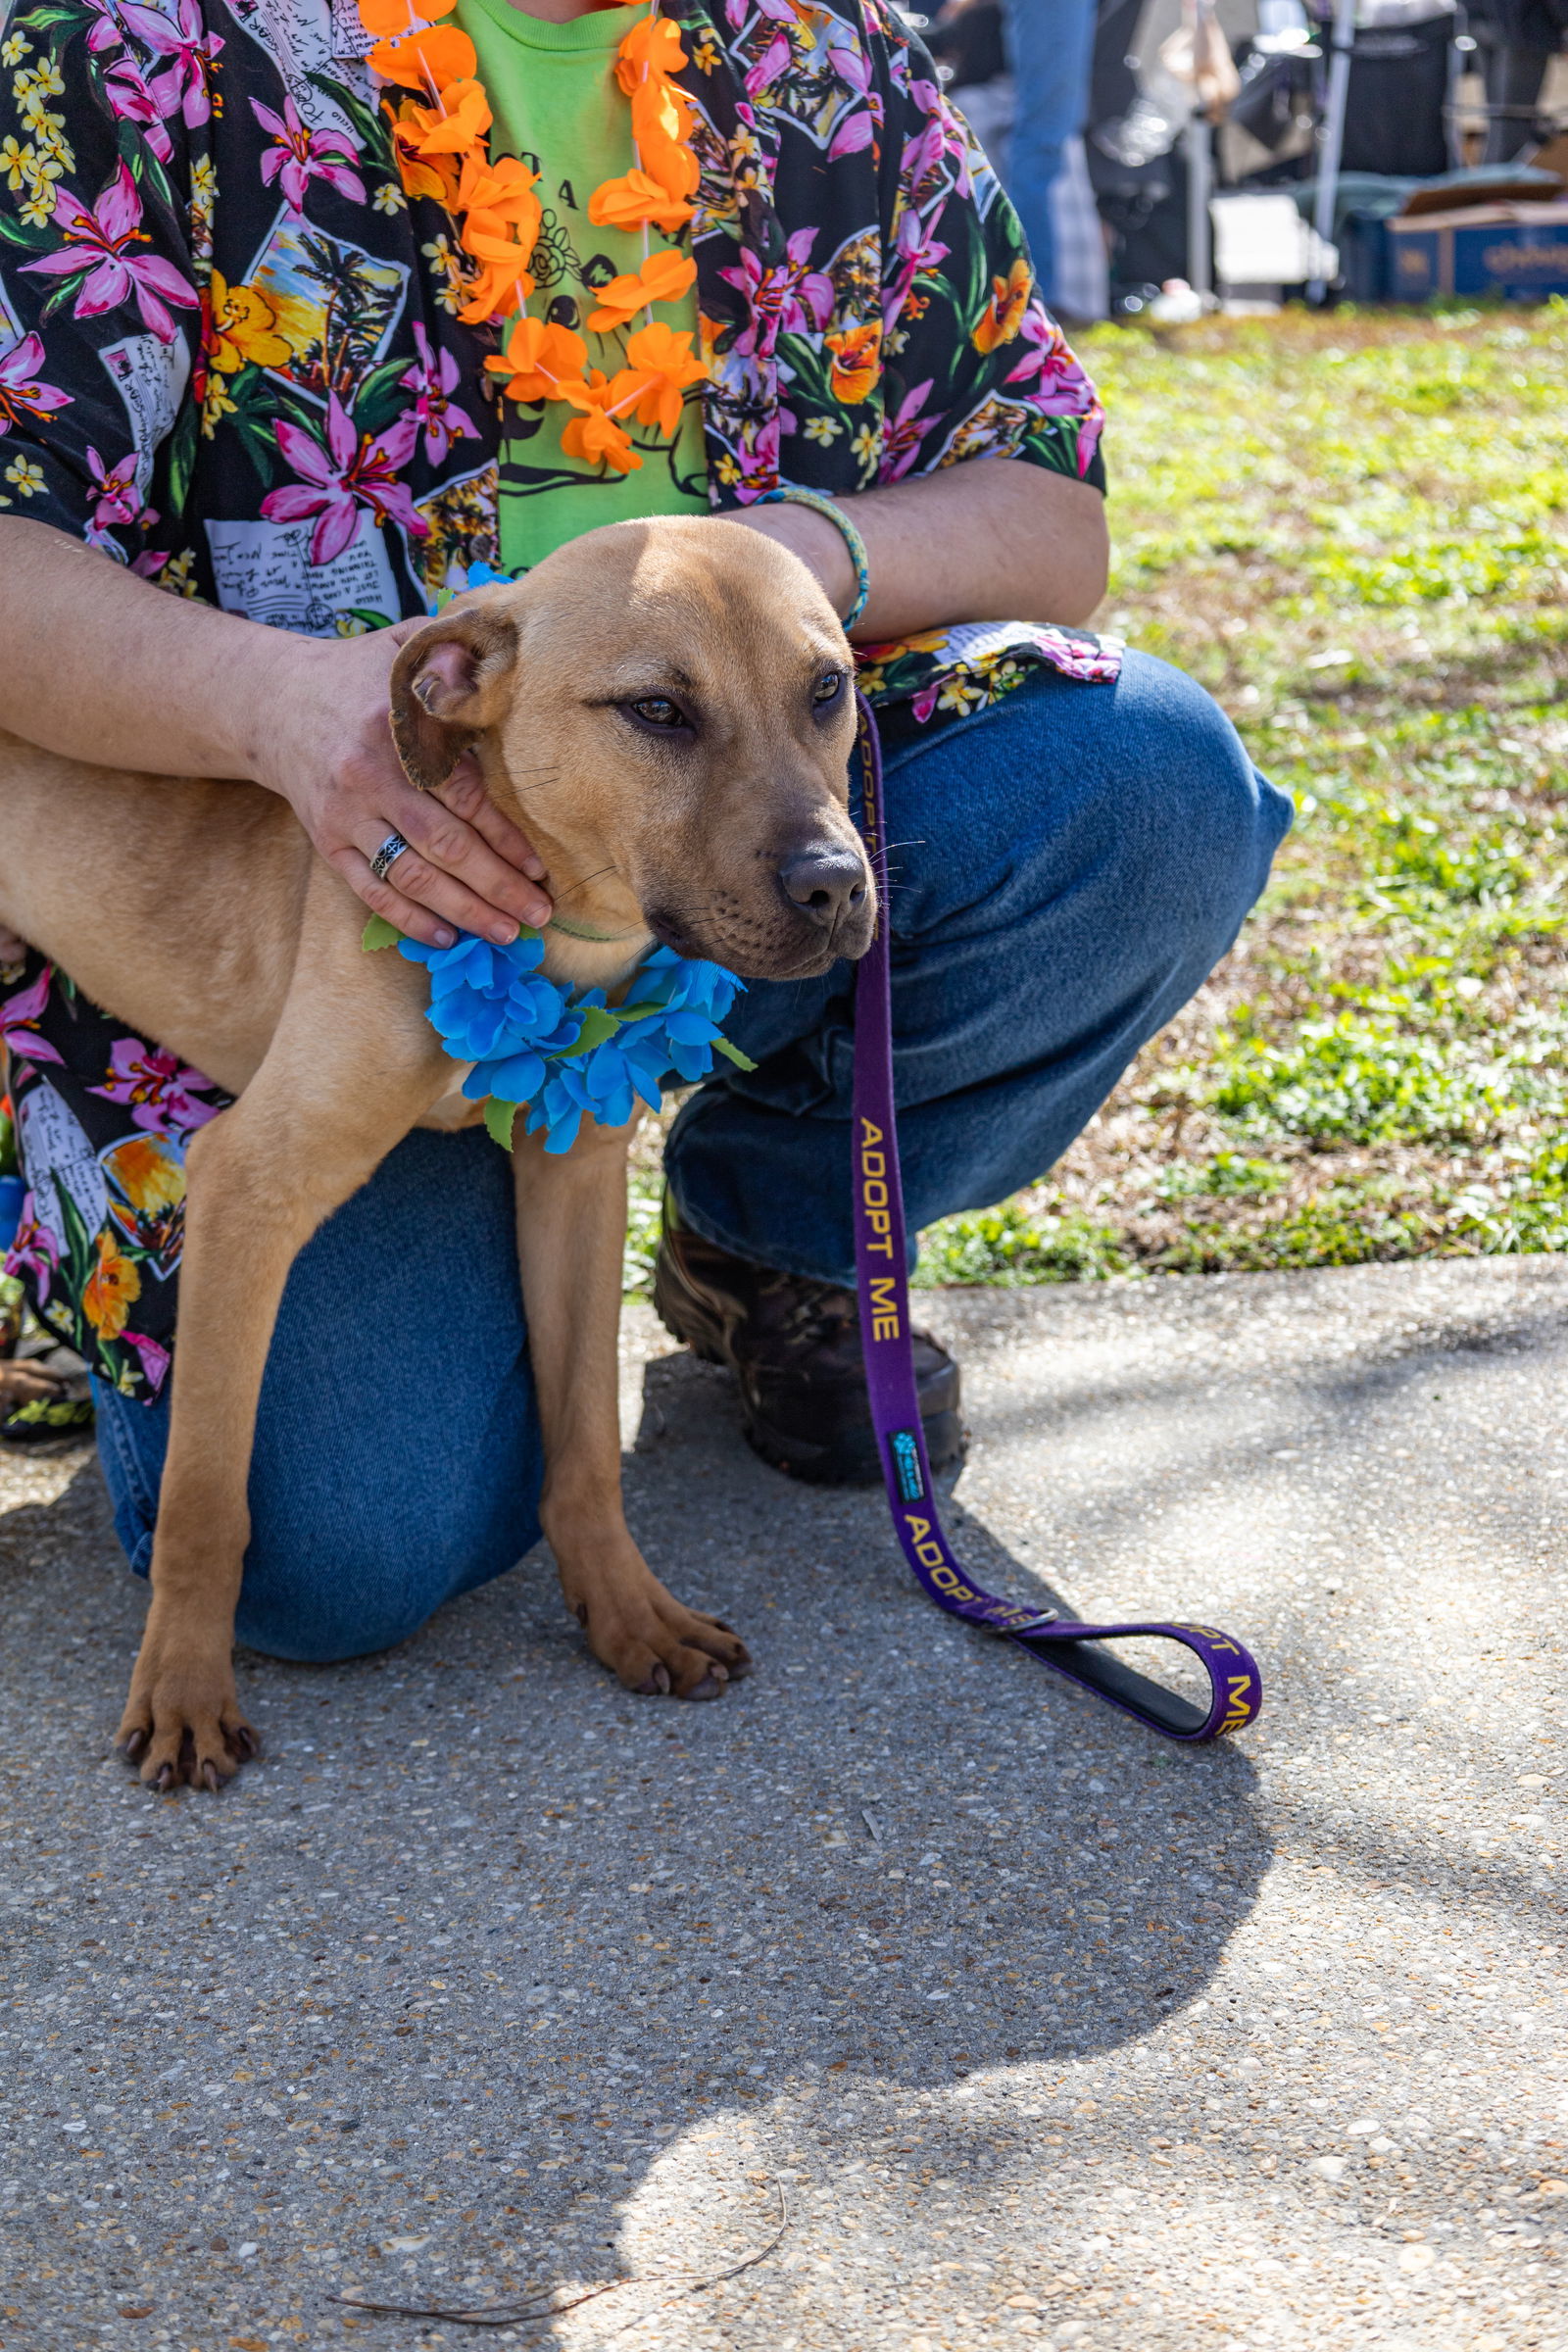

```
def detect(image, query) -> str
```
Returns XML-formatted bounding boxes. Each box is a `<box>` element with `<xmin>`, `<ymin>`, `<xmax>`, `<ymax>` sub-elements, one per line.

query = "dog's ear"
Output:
<box><xmin>388</xmin><ymin>602</ymin><xmax>520</xmax><ymax>794</ymax></box>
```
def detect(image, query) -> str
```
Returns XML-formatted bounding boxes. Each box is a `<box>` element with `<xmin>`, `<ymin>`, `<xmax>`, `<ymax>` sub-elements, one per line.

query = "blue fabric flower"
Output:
<box><xmin>398</xmin><ymin>927</ymin><xmax>750</xmax><ymax>1152</ymax></box>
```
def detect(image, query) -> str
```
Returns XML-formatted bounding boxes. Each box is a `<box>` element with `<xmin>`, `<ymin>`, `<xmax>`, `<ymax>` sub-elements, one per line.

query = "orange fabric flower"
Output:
<box><xmin>561</xmin><ymin>403</ymin><xmax>642</xmax><ymax>475</ymax></box>
<box><xmin>585</xmin><ymin>247</ymin><xmax>696</xmax><ymax>333</ymax></box>
<box><xmin>368</xmin><ymin>23</ymin><xmax>476</xmax><ymax>91</ymax></box>
<box><xmin>402</xmin><ymin>76</ymin><xmax>492</xmax><ymax>156</ymax></box>
<box><xmin>82</xmin><ymin>1227</ymin><xmax>142</xmax><ymax>1343</ymax></box>
<box><xmin>388</xmin><ymin>96</ymin><xmax>462</xmax><ymax>204</ymax></box>
<box><xmin>613</xmin><ymin>14</ymin><xmax>690</xmax><ymax>92</ymax></box>
<box><xmin>456</xmin><ymin>150</ymin><xmax>541</xmax><ymax>229</ymax></box>
<box><xmin>630</xmin><ymin>80</ymin><xmax>700</xmax><ymax>203</ymax></box>
<box><xmin>588</xmin><ymin>167</ymin><xmax>693</xmax><ymax>234</ymax></box>
<box><xmin>484</xmin><ymin>317</ymin><xmax>590</xmax><ymax>404</ymax></box>
<box><xmin>620</xmin><ymin>319</ymin><xmax>706</xmax><ymax>435</ymax></box>
<box><xmin>457</xmin><ymin>252</ymin><xmax>536</xmax><ymax>324</ymax></box>
<box><xmin>359</xmin><ymin>0</ymin><xmax>454</xmax><ymax>31</ymax></box>
<box><xmin>825</xmin><ymin>320</ymin><xmax>882</xmax><ymax>403</ymax></box>
<box><xmin>629</xmin><ymin>69</ymin><xmax>697</xmax><ymax>150</ymax></box>
<box><xmin>972</xmin><ymin>259</ymin><xmax>1031</xmax><ymax>354</ymax></box>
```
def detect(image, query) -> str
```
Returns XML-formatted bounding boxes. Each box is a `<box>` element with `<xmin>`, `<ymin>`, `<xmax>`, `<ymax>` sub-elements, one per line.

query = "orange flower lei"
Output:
<box><xmin>361</xmin><ymin>0</ymin><xmax>707</xmax><ymax>474</ymax></box>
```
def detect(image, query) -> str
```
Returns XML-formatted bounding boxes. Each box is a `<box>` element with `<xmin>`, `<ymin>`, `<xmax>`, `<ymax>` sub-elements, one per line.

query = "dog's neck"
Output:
<box><xmin>481</xmin><ymin>750</ymin><xmax>654</xmax><ymax>992</ymax></box>
<box><xmin>537</xmin><ymin>917</ymin><xmax>651</xmax><ymax>997</ymax></box>
<box><xmin>530</xmin><ymin>843</ymin><xmax>652</xmax><ymax>996</ymax></box>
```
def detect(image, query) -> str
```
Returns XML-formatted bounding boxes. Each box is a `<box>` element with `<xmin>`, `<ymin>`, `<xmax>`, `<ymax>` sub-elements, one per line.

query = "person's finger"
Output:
<box><xmin>346</xmin><ymin>821</ymin><xmax>529</xmax><ymax>948</ymax></box>
<box><xmin>378</xmin><ymin>782</ymin><xmax>553</xmax><ymax>932</ymax></box>
<box><xmin>331</xmin><ymin>845</ymin><xmax>465</xmax><ymax>953</ymax></box>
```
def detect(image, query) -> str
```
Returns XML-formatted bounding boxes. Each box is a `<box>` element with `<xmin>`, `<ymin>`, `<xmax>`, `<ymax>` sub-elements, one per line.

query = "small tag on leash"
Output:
<box><xmin>889</xmin><ymin>1428</ymin><xmax>925</xmax><ymax>1503</ymax></box>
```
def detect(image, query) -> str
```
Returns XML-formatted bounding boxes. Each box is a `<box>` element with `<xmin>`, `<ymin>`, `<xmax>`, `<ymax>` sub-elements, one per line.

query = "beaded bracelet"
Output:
<box><xmin>756</xmin><ymin>485</ymin><xmax>871</xmax><ymax>632</ymax></box>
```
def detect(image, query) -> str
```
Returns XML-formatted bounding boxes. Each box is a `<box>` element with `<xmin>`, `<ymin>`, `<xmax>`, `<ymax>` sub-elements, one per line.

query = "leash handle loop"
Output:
<box><xmin>849</xmin><ymin>694</ymin><xmax>1261</xmax><ymax>1744</ymax></box>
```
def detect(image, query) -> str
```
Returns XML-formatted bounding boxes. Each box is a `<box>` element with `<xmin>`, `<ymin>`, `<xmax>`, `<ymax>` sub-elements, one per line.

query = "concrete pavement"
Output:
<box><xmin>1</xmin><ymin>1255</ymin><xmax>1565</xmax><ymax>2351</ymax></box>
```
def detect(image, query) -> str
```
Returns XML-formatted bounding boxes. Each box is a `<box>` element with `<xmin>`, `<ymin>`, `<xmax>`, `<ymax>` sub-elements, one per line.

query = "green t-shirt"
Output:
<box><xmin>454</xmin><ymin>0</ymin><xmax>709</xmax><ymax>572</ymax></box>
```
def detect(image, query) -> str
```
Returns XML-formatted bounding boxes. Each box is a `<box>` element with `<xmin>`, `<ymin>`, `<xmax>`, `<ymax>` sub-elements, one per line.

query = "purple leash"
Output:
<box><xmin>850</xmin><ymin>696</ymin><xmax>1261</xmax><ymax>1744</ymax></box>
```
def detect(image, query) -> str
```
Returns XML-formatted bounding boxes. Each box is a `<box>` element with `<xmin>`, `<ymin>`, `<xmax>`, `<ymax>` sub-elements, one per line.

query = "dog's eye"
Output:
<box><xmin>627</xmin><ymin>695</ymin><xmax>688</xmax><ymax>731</ymax></box>
<box><xmin>812</xmin><ymin>668</ymin><xmax>845</xmax><ymax>708</ymax></box>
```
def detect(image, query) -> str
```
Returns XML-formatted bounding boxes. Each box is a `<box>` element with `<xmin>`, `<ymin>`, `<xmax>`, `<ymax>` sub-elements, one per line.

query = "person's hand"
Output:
<box><xmin>246</xmin><ymin>618</ymin><xmax>553</xmax><ymax>951</ymax></box>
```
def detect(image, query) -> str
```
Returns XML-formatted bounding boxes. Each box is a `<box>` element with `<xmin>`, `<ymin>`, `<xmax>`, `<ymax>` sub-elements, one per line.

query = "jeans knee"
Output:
<box><xmin>232</xmin><ymin>1565</ymin><xmax>441</xmax><ymax>1664</ymax></box>
<box><xmin>234</xmin><ymin>1477</ymin><xmax>540</xmax><ymax>1664</ymax></box>
<box><xmin>1103</xmin><ymin>654</ymin><xmax>1291</xmax><ymax>962</ymax></box>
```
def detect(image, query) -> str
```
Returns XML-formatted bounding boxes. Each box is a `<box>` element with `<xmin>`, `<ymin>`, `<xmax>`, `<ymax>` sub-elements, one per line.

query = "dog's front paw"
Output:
<box><xmin>117</xmin><ymin>1642</ymin><xmax>259</xmax><ymax>1792</ymax></box>
<box><xmin>559</xmin><ymin>1537</ymin><xmax>751</xmax><ymax>1700</ymax></box>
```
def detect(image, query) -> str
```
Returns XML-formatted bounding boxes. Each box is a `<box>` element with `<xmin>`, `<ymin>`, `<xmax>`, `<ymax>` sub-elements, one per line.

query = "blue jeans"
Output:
<box><xmin>94</xmin><ymin>653</ymin><xmax>1291</xmax><ymax>1662</ymax></box>
<box><xmin>1000</xmin><ymin>0</ymin><xmax>1099</xmax><ymax>315</ymax></box>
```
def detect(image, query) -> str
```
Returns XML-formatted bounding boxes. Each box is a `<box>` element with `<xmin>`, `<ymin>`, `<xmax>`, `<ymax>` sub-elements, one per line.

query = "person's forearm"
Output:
<box><xmin>0</xmin><ymin>517</ymin><xmax>293</xmax><ymax>779</ymax></box>
<box><xmin>725</xmin><ymin>457</ymin><xmax>1109</xmax><ymax>643</ymax></box>
<box><xmin>0</xmin><ymin>515</ymin><xmax>552</xmax><ymax>948</ymax></box>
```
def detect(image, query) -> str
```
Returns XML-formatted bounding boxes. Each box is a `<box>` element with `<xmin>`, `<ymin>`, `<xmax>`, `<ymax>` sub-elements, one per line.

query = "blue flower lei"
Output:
<box><xmin>364</xmin><ymin>916</ymin><xmax>756</xmax><ymax>1153</ymax></box>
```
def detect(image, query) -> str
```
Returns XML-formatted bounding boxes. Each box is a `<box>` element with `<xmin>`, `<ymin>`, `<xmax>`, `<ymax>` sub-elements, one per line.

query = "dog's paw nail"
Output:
<box><xmin>199</xmin><ymin>1761</ymin><xmax>220</xmax><ymax>1794</ymax></box>
<box><xmin>635</xmin><ymin>1665</ymin><xmax>672</xmax><ymax>1696</ymax></box>
<box><xmin>573</xmin><ymin>1601</ymin><xmax>589</xmax><ymax>1628</ymax></box>
<box><xmin>121</xmin><ymin>1730</ymin><xmax>148</xmax><ymax>1764</ymax></box>
<box><xmin>232</xmin><ymin>1727</ymin><xmax>260</xmax><ymax>1761</ymax></box>
<box><xmin>153</xmin><ymin>1764</ymin><xmax>174</xmax><ymax>1792</ymax></box>
<box><xmin>685</xmin><ymin>1671</ymin><xmax>726</xmax><ymax>1701</ymax></box>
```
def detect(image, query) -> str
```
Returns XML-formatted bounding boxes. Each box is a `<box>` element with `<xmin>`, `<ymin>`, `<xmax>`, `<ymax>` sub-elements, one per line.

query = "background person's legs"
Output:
<box><xmin>1484</xmin><ymin>37</ymin><xmax>1556</xmax><ymax>161</ymax></box>
<box><xmin>93</xmin><ymin>1125</ymin><xmax>544</xmax><ymax>1663</ymax></box>
<box><xmin>999</xmin><ymin>0</ymin><xmax>1100</xmax><ymax>314</ymax></box>
<box><xmin>663</xmin><ymin>652</ymin><xmax>1293</xmax><ymax>1284</ymax></box>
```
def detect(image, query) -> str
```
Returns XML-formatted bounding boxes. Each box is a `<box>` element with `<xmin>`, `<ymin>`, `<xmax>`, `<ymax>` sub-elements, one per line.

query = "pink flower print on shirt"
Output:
<box><xmin>103</xmin><ymin>55</ymin><xmax>175</xmax><ymax>164</ymax></box>
<box><xmin>85</xmin><ymin>445</ymin><xmax>151</xmax><ymax>539</ymax></box>
<box><xmin>0</xmin><ymin>332</ymin><xmax>72</xmax><ymax>440</ymax></box>
<box><xmin>121</xmin><ymin>1328</ymin><xmax>172</xmax><ymax>1396</ymax></box>
<box><xmin>5</xmin><ymin>1207</ymin><xmax>62</xmax><ymax>1310</ymax></box>
<box><xmin>719</xmin><ymin>231</ymin><xmax>833</xmax><ymax>360</ymax></box>
<box><xmin>877</xmin><ymin>377</ymin><xmax>939</xmax><ymax>482</ymax></box>
<box><xmin>400</xmin><ymin>325</ymin><xmax>479</xmax><ymax>466</ymax></box>
<box><xmin>89</xmin><ymin>1038</ymin><xmax>220</xmax><ymax>1134</ymax></box>
<box><xmin>21</xmin><ymin>164</ymin><xmax>199</xmax><ymax>345</ymax></box>
<box><xmin>121</xmin><ymin>0</ymin><xmax>224</xmax><ymax>131</ymax></box>
<box><xmin>251</xmin><ymin>94</ymin><xmax>366</xmax><ymax>214</ymax></box>
<box><xmin>0</xmin><ymin>966</ymin><xmax>65</xmax><ymax>1069</ymax></box>
<box><xmin>261</xmin><ymin>394</ymin><xmax>427</xmax><ymax>566</ymax></box>
<box><xmin>1008</xmin><ymin>307</ymin><xmax>1104</xmax><ymax>466</ymax></box>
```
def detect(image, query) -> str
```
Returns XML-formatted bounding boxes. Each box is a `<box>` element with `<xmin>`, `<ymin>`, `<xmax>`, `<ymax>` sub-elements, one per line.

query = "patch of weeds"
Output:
<box><xmin>624</xmin><ymin>1163</ymin><xmax>664</xmax><ymax>1297</ymax></box>
<box><xmin>625</xmin><ymin>309</ymin><xmax>1568</xmax><ymax>1289</ymax></box>
<box><xmin>1208</xmin><ymin>1009</ymin><xmax>1517</xmax><ymax>1147</ymax></box>
<box><xmin>1155</xmin><ymin>1152</ymin><xmax>1287</xmax><ymax>1200</ymax></box>
<box><xmin>912</xmin><ymin>1200</ymin><xmax>1131</xmax><ymax>1288</ymax></box>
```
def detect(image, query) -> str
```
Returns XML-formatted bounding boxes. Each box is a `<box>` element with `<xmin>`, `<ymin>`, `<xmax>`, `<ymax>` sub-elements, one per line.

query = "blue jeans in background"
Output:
<box><xmin>1001</xmin><ymin>0</ymin><xmax>1099</xmax><ymax>315</ymax></box>
<box><xmin>94</xmin><ymin>652</ymin><xmax>1292</xmax><ymax>1662</ymax></box>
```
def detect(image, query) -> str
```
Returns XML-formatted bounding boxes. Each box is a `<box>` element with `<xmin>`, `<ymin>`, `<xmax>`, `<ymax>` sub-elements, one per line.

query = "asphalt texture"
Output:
<box><xmin>2</xmin><ymin>1255</ymin><xmax>1565</xmax><ymax>2352</ymax></box>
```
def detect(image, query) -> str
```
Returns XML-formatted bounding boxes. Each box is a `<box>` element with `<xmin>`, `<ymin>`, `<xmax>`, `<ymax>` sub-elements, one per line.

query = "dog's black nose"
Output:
<box><xmin>777</xmin><ymin>845</ymin><xmax>867</xmax><ymax>931</ymax></box>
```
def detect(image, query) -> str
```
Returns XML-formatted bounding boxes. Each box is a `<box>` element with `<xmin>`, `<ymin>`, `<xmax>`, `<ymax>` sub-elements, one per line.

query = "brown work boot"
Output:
<box><xmin>653</xmin><ymin>1206</ymin><xmax>964</xmax><ymax>1486</ymax></box>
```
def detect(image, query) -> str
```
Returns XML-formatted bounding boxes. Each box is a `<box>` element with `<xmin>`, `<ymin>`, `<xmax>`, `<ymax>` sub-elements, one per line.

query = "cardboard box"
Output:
<box><xmin>1388</xmin><ymin>201</ymin><xmax>1568</xmax><ymax>300</ymax></box>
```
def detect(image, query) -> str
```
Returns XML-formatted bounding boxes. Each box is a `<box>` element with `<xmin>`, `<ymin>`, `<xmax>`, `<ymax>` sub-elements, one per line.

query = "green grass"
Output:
<box><xmin>911</xmin><ymin>303</ymin><xmax>1568</xmax><ymax>1287</ymax></box>
<box><xmin>630</xmin><ymin>304</ymin><xmax>1568</xmax><ymax>1294</ymax></box>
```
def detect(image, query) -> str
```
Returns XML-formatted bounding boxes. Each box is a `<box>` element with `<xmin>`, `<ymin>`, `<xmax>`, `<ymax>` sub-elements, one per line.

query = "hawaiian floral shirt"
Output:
<box><xmin>0</xmin><ymin>0</ymin><xmax>1120</xmax><ymax>1400</ymax></box>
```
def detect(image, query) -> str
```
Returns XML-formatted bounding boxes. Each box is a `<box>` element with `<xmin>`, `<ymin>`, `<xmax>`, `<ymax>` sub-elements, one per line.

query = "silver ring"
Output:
<box><xmin>369</xmin><ymin>830</ymin><xmax>411</xmax><ymax>884</ymax></box>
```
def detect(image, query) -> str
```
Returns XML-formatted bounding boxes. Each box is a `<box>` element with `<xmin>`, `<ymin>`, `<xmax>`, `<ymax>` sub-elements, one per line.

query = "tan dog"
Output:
<box><xmin>0</xmin><ymin>517</ymin><xmax>875</xmax><ymax>1788</ymax></box>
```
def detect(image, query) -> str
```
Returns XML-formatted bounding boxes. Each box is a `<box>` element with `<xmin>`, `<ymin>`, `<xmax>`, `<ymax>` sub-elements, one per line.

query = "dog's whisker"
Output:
<box><xmin>554</xmin><ymin>861</ymin><xmax>622</xmax><ymax>903</ymax></box>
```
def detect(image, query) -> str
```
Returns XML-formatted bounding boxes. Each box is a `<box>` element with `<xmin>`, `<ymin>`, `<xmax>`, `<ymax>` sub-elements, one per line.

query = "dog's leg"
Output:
<box><xmin>117</xmin><ymin>930</ymin><xmax>450</xmax><ymax>1789</ymax></box>
<box><xmin>512</xmin><ymin>1120</ymin><xmax>752</xmax><ymax>1699</ymax></box>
